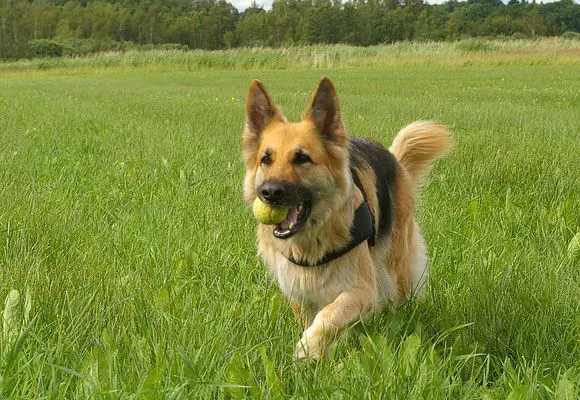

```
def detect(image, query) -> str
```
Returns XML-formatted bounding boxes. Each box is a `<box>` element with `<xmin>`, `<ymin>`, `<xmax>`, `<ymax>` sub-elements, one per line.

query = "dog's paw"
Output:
<box><xmin>293</xmin><ymin>332</ymin><xmax>321</xmax><ymax>360</ymax></box>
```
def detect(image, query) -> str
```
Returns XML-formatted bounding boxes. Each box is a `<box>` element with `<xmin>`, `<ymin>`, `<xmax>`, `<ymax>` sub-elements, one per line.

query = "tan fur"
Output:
<box><xmin>389</xmin><ymin>121</ymin><xmax>453</xmax><ymax>189</ymax></box>
<box><xmin>243</xmin><ymin>79</ymin><xmax>451</xmax><ymax>359</ymax></box>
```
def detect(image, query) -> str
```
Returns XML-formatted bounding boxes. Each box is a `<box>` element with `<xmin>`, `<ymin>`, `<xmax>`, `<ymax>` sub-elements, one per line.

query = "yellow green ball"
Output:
<box><xmin>252</xmin><ymin>198</ymin><xmax>289</xmax><ymax>225</ymax></box>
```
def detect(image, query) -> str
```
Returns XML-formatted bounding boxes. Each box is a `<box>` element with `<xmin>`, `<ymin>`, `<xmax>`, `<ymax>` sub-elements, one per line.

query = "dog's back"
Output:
<box><xmin>348</xmin><ymin>122</ymin><xmax>452</xmax><ymax>304</ymax></box>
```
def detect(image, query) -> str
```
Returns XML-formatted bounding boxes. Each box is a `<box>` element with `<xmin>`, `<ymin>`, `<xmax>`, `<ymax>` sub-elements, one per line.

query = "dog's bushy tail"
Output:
<box><xmin>389</xmin><ymin>121</ymin><xmax>452</xmax><ymax>190</ymax></box>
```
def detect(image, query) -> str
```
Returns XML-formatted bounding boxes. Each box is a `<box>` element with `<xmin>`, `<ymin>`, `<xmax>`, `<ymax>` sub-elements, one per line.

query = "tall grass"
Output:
<box><xmin>0</xmin><ymin>37</ymin><xmax>578</xmax><ymax>77</ymax></box>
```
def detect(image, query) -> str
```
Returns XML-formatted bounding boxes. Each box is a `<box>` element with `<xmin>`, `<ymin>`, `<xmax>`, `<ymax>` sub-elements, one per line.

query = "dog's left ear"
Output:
<box><xmin>303</xmin><ymin>77</ymin><xmax>346</xmax><ymax>144</ymax></box>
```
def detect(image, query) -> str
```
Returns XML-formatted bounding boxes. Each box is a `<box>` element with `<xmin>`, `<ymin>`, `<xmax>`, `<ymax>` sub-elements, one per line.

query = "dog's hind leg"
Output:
<box><xmin>383</xmin><ymin>167</ymin><xmax>416</xmax><ymax>304</ymax></box>
<box><xmin>409</xmin><ymin>221</ymin><xmax>429</xmax><ymax>299</ymax></box>
<box><xmin>385</xmin><ymin>215</ymin><xmax>429</xmax><ymax>303</ymax></box>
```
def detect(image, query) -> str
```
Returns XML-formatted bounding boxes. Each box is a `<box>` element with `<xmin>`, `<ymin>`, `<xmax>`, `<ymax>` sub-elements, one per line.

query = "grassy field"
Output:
<box><xmin>0</xmin><ymin>48</ymin><xmax>579</xmax><ymax>398</ymax></box>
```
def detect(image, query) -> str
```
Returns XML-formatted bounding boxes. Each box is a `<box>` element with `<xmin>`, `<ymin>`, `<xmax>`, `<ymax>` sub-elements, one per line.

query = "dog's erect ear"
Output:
<box><xmin>303</xmin><ymin>77</ymin><xmax>346</xmax><ymax>143</ymax></box>
<box><xmin>245</xmin><ymin>80</ymin><xmax>282</xmax><ymax>136</ymax></box>
<box><xmin>243</xmin><ymin>80</ymin><xmax>284</xmax><ymax>166</ymax></box>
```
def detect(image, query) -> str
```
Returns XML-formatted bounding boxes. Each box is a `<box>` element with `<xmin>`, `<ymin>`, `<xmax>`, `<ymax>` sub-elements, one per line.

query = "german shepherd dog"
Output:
<box><xmin>242</xmin><ymin>78</ymin><xmax>451</xmax><ymax>359</ymax></box>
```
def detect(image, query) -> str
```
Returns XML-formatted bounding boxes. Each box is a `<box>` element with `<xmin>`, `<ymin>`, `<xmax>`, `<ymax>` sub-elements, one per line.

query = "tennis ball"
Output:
<box><xmin>252</xmin><ymin>198</ymin><xmax>289</xmax><ymax>225</ymax></box>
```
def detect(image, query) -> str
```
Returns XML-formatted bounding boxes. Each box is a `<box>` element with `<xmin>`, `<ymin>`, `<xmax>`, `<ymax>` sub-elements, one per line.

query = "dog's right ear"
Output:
<box><xmin>243</xmin><ymin>80</ymin><xmax>283</xmax><ymax>164</ymax></box>
<box><xmin>245</xmin><ymin>80</ymin><xmax>283</xmax><ymax>137</ymax></box>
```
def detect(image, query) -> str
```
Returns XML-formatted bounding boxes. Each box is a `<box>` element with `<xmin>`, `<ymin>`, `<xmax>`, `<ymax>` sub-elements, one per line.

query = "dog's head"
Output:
<box><xmin>242</xmin><ymin>78</ymin><xmax>351</xmax><ymax>239</ymax></box>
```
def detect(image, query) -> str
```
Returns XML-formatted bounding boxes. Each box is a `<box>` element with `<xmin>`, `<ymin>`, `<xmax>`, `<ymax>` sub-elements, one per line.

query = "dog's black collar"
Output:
<box><xmin>284</xmin><ymin>170</ymin><xmax>376</xmax><ymax>268</ymax></box>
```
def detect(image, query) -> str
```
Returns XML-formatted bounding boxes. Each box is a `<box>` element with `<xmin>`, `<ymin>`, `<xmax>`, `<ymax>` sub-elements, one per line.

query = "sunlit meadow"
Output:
<box><xmin>0</xmin><ymin>42</ymin><xmax>578</xmax><ymax>398</ymax></box>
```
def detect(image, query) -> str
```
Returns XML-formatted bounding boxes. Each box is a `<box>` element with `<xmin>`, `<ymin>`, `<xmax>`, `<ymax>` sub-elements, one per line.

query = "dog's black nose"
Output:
<box><xmin>259</xmin><ymin>181</ymin><xmax>286</xmax><ymax>203</ymax></box>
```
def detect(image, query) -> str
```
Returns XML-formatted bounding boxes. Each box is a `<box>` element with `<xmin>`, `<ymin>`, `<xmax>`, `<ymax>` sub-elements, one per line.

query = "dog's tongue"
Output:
<box><xmin>278</xmin><ymin>205</ymin><xmax>300</xmax><ymax>230</ymax></box>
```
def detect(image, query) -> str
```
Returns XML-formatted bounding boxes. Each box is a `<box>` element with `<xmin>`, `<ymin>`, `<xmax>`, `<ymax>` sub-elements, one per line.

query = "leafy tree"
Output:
<box><xmin>0</xmin><ymin>0</ymin><xmax>579</xmax><ymax>60</ymax></box>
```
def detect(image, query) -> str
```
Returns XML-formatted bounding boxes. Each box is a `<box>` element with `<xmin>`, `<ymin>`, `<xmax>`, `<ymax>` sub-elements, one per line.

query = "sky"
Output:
<box><xmin>230</xmin><ymin>0</ymin><xmax>566</xmax><ymax>11</ymax></box>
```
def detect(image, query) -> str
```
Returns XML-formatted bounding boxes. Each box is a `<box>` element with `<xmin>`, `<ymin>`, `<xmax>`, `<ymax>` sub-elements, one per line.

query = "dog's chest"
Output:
<box><xmin>267</xmin><ymin>256</ymin><xmax>357</xmax><ymax>308</ymax></box>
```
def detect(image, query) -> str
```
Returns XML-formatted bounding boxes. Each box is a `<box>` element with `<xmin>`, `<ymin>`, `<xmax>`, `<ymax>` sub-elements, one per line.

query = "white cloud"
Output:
<box><xmin>231</xmin><ymin>0</ymin><xmax>272</xmax><ymax>10</ymax></box>
<box><xmin>232</xmin><ymin>0</ymin><xmax>270</xmax><ymax>11</ymax></box>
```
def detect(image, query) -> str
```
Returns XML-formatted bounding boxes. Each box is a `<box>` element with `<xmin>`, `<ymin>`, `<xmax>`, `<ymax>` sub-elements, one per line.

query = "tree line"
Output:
<box><xmin>1</xmin><ymin>0</ymin><xmax>579</xmax><ymax>59</ymax></box>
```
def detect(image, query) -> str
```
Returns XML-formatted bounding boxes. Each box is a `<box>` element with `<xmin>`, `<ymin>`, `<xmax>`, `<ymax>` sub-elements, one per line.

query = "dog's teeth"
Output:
<box><xmin>289</xmin><ymin>222</ymin><xmax>295</xmax><ymax>230</ymax></box>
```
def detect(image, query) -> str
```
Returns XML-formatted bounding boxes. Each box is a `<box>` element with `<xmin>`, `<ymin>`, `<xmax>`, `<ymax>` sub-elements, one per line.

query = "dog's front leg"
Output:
<box><xmin>294</xmin><ymin>285</ymin><xmax>375</xmax><ymax>359</ymax></box>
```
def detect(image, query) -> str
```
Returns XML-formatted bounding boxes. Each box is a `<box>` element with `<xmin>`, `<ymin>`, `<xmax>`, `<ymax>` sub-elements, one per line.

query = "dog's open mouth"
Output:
<box><xmin>273</xmin><ymin>202</ymin><xmax>311</xmax><ymax>239</ymax></box>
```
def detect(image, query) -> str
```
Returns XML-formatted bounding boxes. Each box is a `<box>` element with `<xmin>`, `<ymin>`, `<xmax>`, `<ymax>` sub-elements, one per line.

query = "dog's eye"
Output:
<box><xmin>294</xmin><ymin>153</ymin><xmax>312</xmax><ymax>165</ymax></box>
<box><xmin>261</xmin><ymin>154</ymin><xmax>272</xmax><ymax>165</ymax></box>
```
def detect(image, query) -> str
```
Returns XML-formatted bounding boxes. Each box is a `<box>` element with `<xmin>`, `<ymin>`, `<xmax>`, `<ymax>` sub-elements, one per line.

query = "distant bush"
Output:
<box><xmin>455</xmin><ymin>39</ymin><xmax>493</xmax><ymax>52</ymax></box>
<box><xmin>25</xmin><ymin>40</ymin><xmax>189</xmax><ymax>59</ymax></box>
<box><xmin>511</xmin><ymin>32</ymin><xmax>528</xmax><ymax>40</ymax></box>
<box><xmin>59</xmin><ymin>39</ymin><xmax>100</xmax><ymax>56</ymax></box>
<box><xmin>140</xmin><ymin>43</ymin><xmax>188</xmax><ymax>51</ymax></box>
<box><xmin>561</xmin><ymin>31</ymin><xmax>580</xmax><ymax>40</ymax></box>
<box><xmin>27</xmin><ymin>39</ymin><xmax>64</xmax><ymax>58</ymax></box>
<box><xmin>158</xmin><ymin>43</ymin><xmax>189</xmax><ymax>51</ymax></box>
<box><xmin>68</xmin><ymin>40</ymin><xmax>134</xmax><ymax>54</ymax></box>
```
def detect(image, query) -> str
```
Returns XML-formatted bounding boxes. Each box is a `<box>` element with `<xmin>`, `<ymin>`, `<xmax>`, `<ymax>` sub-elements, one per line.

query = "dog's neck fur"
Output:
<box><xmin>258</xmin><ymin>171</ymin><xmax>364</xmax><ymax>267</ymax></box>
